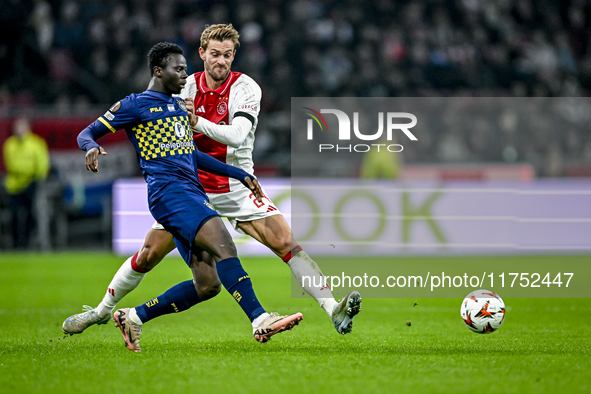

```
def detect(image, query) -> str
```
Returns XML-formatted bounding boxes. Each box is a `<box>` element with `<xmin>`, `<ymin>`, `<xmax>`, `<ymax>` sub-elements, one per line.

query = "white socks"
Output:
<box><xmin>251</xmin><ymin>312</ymin><xmax>271</xmax><ymax>329</ymax></box>
<box><xmin>127</xmin><ymin>308</ymin><xmax>143</xmax><ymax>325</ymax></box>
<box><xmin>287</xmin><ymin>250</ymin><xmax>337</xmax><ymax>316</ymax></box>
<box><xmin>95</xmin><ymin>254</ymin><xmax>147</xmax><ymax>318</ymax></box>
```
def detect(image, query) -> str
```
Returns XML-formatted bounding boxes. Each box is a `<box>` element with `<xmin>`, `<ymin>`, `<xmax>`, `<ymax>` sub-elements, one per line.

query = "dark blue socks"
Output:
<box><xmin>135</xmin><ymin>279</ymin><xmax>201</xmax><ymax>323</ymax></box>
<box><xmin>134</xmin><ymin>258</ymin><xmax>264</xmax><ymax>324</ymax></box>
<box><xmin>216</xmin><ymin>257</ymin><xmax>265</xmax><ymax>322</ymax></box>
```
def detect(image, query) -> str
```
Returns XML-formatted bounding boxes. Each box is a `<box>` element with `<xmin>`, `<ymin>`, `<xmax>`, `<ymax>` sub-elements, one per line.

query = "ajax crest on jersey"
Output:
<box><xmin>460</xmin><ymin>289</ymin><xmax>505</xmax><ymax>334</ymax></box>
<box><xmin>217</xmin><ymin>100</ymin><xmax>228</xmax><ymax>115</ymax></box>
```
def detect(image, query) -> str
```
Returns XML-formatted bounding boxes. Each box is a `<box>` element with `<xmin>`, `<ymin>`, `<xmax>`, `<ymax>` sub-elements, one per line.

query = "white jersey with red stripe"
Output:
<box><xmin>180</xmin><ymin>71</ymin><xmax>260</xmax><ymax>194</ymax></box>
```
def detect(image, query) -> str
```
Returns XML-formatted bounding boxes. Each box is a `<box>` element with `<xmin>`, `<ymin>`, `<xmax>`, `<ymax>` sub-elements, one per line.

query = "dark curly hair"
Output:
<box><xmin>147</xmin><ymin>42</ymin><xmax>184</xmax><ymax>76</ymax></box>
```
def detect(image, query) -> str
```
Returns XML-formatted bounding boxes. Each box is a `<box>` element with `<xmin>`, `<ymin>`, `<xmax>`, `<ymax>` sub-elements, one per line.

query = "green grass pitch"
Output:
<box><xmin>1</xmin><ymin>252</ymin><xmax>590</xmax><ymax>393</ymax></box>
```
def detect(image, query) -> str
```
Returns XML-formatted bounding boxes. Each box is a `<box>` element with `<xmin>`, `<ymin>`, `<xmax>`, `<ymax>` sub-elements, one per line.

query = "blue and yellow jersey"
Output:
<box><xmin>93</xmin><ymin>90</ymin><xmax>202</xmax><ymax>202</ymax></box>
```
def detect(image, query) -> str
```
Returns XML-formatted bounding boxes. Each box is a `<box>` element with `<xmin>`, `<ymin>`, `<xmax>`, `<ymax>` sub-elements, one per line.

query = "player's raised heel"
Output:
<box><xmin>253</xmin><ymin>312</ymin><xmax>303</xmax><ymax>343</ymax></box>
<box><xmin>62</xmin><ymin>305</ymin><xmax>110</xmax><ymax>335</ymax></box>
<box><xmin>113</xmin><ymin>308</ymin><xmax>142</xmax><ymax>352</ymax></box>
<box><xmin>331</xmin><ymin>291</ymin><xmax>362</xmax><ymax>334</ymax></box>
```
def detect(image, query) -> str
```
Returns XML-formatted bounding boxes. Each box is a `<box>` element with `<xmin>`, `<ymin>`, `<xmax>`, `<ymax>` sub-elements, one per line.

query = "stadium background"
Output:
<box><xmin>1</xmin><ymin>0</ymin><xmax>591</xmax><ymax>250</ymax></box>
<box><xmin>1</xmin><ymin>2</ymin><xmax>591</xmax><ymax>394</ymax></box>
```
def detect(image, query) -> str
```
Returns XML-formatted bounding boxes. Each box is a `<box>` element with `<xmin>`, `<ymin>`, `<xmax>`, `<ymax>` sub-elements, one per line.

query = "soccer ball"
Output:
<box><xmin>460</xmin><ymin>289</ymin><xmax>505</xmax><ymax>334</ymax></box>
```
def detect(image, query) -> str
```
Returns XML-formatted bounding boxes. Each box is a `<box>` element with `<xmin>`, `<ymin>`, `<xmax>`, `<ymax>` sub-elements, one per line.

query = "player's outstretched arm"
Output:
<box><xmin>195</xmin><ymin>150</ymin><xmax>262</xmax><ymax>202</ymax></box>
<box><xmin>77</xmin><ymin>96</ymin><xmax>139</xmax><ymax>173</ymax></box>
<box><xmin>77</xmin><ymin>122</ymin><xmax>111</xmax><ymax>173</ymax></box>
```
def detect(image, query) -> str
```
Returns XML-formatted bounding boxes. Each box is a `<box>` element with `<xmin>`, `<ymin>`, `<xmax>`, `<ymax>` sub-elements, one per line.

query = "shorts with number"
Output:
<box><xmin>151</xmin><ymin>184</ymin><xmax>281</xmax><ymax>232</ymax></box>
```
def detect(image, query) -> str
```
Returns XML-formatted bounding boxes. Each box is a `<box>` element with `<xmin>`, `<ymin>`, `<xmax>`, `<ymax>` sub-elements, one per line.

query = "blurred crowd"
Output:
<box><xmin>1</xmin><ymin>0</ymin><xmax>591</xmax><ymax>172</ymax></box>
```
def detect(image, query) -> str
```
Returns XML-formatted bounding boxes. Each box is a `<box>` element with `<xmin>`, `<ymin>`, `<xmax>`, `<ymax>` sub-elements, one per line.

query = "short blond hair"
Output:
<box><xmin>201</xmin><ymin>23</ymin><xmax>240</xmax><ymax>50</ymax></box>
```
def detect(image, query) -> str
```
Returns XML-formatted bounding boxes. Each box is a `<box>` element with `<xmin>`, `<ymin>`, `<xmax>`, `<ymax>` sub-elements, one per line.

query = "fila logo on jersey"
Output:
<box><xmin>196</xmin><ymin>105</ymin><xmax>205</xmax><ymax>113</ymax></box>
<box><xmin>174</xmin><ymin>122</ymin><xmax>186</xmax><ymax>138</ymax></box>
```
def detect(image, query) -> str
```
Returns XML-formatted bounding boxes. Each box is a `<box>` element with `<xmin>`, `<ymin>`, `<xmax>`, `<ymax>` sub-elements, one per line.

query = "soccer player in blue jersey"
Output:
<box><xmin>74</xmin><ymin>42</ymin><xmax>302</xmax><ymax>351</ymax></box>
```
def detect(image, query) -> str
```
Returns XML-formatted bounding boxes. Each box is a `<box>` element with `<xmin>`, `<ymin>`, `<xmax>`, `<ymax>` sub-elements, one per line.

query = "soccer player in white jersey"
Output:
<box><xmin>63</xmin><ymin>24</ymin><xmax>361</xmax><ymax>338</ymax></box>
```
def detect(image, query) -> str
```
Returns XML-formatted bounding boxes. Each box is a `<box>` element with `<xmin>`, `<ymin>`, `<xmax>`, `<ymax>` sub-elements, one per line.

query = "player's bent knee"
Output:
<box><xmin>135</xmin><ymin>248</ymin><xmax>151</xmax><ymax>269</ymax></box>
<box><xmin>138</xmin><ymin>245</ymin><xmax>167</xmax><ymax>269</ymax></box>
<box><xmin>271</xmin><ymin>236</ymin><xmax>293</xmax><ymax>256</ymax></box>
<box><xmin>213</xmin><ymin>241</ymin><xmax>238</xmax><ymax>260</ymax></box>
<box><xmin>225</xmin><ymin>242</ymin><xmax>238</xmax><ymax>258</ymax></box>
<box><xmin>195</xmin><ymin>280</ymin><xmax>222</xmax><ymax>301</ymax></box>
<box><xmin>146</xmin><ymin>249</ymin><xmax>166</xmax><ymax>266</ymax></box>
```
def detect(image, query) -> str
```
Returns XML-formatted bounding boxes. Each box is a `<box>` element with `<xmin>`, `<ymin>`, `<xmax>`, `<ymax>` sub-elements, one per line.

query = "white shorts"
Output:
<box><xmin>151</xmin><ymin>184</ymin><xmax>282</xmax><ymax>232</ymax></box>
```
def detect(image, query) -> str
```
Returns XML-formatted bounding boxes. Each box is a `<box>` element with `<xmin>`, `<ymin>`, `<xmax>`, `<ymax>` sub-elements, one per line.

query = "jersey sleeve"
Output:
<box><xmin>229</xmin><ymin>74</ymin><xmax>261</xmax><ymax>126</ymax></box>
<box><xmin>192</xmin><ymin>74</ymin><xmax>260</xmax><ymax>148</ymax></box>
<box><xmin>77</xmin><ymin>95</ymin><xmax>140</xmax><ymax>151</ymax></box>
<box><xmin>97</xmin><ymin>96</ymin><xmax>140</xmax><ymax>133</ymax></box>
<box><xmin>193</xmin><ymin>116</ymin><xmax>252</xmax><ymax>148</ymax></box>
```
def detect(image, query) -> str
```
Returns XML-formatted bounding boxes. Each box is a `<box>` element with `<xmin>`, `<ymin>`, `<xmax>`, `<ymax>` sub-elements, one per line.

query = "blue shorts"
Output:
<box><xmin>149</xmin><ymin>186</ymin><xmax>219</xmax><ymax>266</ymax></box>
